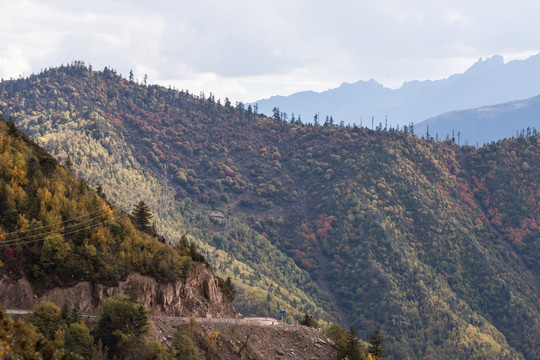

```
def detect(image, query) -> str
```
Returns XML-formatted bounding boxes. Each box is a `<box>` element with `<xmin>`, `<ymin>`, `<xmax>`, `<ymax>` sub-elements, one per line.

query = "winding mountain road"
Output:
<box><xmin>5</xmin><ymin>309</ymin><xmax>279</xmax><ymax>326</ymax></box>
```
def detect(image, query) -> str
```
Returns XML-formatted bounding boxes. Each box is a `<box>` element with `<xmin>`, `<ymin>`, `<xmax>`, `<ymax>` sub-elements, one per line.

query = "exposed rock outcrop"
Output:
<box><xmin>0</xmin><ymin>263</ymin><xmax>234</xmax><ymax>318</ymax></box>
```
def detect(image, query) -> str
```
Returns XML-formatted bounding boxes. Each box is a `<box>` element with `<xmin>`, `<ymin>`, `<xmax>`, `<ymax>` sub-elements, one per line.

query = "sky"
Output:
<box><xmin>1</xmin><ymin>0</ymin><xmax>540</xmax><ymax>103</ymax></box>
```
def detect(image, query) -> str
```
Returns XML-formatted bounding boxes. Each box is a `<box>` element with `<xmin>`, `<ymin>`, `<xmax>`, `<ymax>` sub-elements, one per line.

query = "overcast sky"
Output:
<box><xmin>1</xmin><ymin>0</ymin><xmax>539</xmax><ymax>103</ymax></box>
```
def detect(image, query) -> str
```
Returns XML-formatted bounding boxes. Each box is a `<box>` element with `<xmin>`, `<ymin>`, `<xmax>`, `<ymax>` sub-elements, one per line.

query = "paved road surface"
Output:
<box><xmin>5</xmin><ymin>309</ymin><xmax>279</xmax><ymax>326</ymax></box>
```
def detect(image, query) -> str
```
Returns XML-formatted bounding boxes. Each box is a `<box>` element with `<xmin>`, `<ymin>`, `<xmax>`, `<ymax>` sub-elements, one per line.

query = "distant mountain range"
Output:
<box><xmin>254</xmin><ymin>54</ymin><xmax>540</xmax><ymax>143</ymax></box>
<box><xmin>417</xmin><ymin>95</ymin><xmax>540</xmax><ymax>146</ymax></box>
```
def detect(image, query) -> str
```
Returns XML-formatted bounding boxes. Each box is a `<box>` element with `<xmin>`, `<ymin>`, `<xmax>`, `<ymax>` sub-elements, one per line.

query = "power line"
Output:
<box><xmin>0</xmin><ymin>208</ymin><xmax>105</xmax><ymax>237</ymax></box>
<box><xmin>1</xmin><ymin>211</ymin><xmax>109</xmax><ymax>244</ymax></box>
<box><xmin>0</xmin><ymin>213</ymin><xmax>127</xmax><ymax>248</ymax></box>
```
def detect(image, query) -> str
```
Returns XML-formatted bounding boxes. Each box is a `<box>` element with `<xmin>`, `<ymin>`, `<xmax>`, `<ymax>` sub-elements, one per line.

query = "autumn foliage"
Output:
<box><xmin>0</xmin><ymin>64</ymin><xmax>538</xmax><ymax>359</ymax></box>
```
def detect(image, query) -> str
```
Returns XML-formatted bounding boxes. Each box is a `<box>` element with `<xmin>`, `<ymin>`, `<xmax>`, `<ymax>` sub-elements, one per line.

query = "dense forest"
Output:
<box><xmin>0</xmin><ymin>116</ymin><xmax>244</xmax><ymax>358</ymax></box>
<box><xmin>0</xmin><ymin>117</ymin><xmax>207</xmax><ymax>288</ymax></box>
<box><xmin>0</xmin><ymin>64</ymin><xmax>538</xmax><ymax>359</ymax></box>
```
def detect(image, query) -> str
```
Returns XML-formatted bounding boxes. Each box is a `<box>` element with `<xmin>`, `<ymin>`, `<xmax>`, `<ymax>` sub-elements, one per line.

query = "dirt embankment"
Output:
<box><xmin>152</xmin><ymin>318</ymin><xmax>337</xmax><ymax>360</ymax></box>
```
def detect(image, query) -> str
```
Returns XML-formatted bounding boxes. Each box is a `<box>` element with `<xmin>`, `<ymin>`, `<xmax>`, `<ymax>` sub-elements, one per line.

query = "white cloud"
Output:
<box><xmin>0</xmin><ymin>44</ymin><xmax>31</xmax><ymax>80</ymax></box>
<box><xmin>1</xmin><ymin>0</ymin><xmax>539</xmax><ymax>102</ymax></box>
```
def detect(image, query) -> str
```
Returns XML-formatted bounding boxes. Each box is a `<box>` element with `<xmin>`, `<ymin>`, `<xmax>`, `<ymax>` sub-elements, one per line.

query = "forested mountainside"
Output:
<box><xmin>0</xmin><ymin>64</ymin><xmax>538</xmax><ymax>359</ymax></box>
<box><xmin>0</xmin><ymin>116</ymin><xmax>209</xmax><ymax>289</ymax></box>
<box><xmin>0</xmin><ymin>115</ymin><xmax>333</xmax><ymax>360</ymax></box>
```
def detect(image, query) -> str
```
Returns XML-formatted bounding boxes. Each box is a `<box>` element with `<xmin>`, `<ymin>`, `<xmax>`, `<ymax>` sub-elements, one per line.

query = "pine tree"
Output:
<box><xmin>299</xmin><ymin>313</ymin><xmax>318</xmax><ymax>328</ymax></box>
<box><xmin>344</xmin><ymin>327</ymin><xmax>365</xmax><ymax>360</ymax></box>
<box><xmin>132</xmin><ymin>201</ymin><xmax>153</xmax><ymax>231</ymax></box>
<box><xmin>368</xmin><ymin>328</ymin><xmax>386</xmax><ymax>359</ymax></box>
<box><xmin>219</xmin><ymin>277</ymin><xmax>236</xmax><ymax>302</ymax></box>
<box><xmin>64</xmin><ymin>155</ymin><xmax>74</xmax><ymax>174</ymax></box>
<box><xmin>7</xmin><ymin>117</ymin><xmax>17</xmax><ymax>136</ymax></box>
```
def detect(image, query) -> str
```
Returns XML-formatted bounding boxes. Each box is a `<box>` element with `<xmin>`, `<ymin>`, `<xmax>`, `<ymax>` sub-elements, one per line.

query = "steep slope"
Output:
<box><xmin>416</xmin><ymin>95</ymin><xmax>540</xmax><ymax>146</ymax></box>
<box><xmin>1</xmin><ymin>65</ymin><xmax>539</xmax><ymax>359</ymax></box>
<box><xmin>254</xmin><ymin>54</ymin><xmax>540</xmax><ymax>142</ymax></box>
<box><xmin>463</xmin><ymin>136</ymin><xmax>540</xmax><ymax>289</ymax></box>
<box><xmin>0</xmin><ymin>65</ymin><xmax>334</xmax><ymax>325</ymax></box>
<box><xmin>0</xmin><ymin>116</ymin><xmax>232</xmax><ymax>318</ymax></box>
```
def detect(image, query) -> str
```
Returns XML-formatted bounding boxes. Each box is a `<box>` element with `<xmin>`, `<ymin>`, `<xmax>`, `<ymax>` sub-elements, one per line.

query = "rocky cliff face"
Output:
<box><xmin>0</xmin><ymin>263</ymin><xmax>234</xmax><ymax>317</ymax></box>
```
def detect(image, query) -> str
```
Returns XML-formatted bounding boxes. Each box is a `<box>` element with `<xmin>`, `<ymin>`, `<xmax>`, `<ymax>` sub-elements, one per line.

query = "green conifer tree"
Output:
<box><xmin>368</xmin><ymin>328</ymin><xmax>386</xmax><ymax>359</ymax></box>
<box><xmin>299</xmin><ymin>313</ymin><xmax>318</xmax><ymax>328</ymax></box>
<box><xmin>132</xmin><ymin>201</ymin><xmax>153</xmax><ymax>231</ymax></box>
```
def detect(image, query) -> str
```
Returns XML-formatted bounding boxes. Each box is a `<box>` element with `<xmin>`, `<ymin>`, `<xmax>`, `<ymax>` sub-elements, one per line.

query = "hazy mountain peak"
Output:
<box><xmin>254</xmin><ymin>52</ymin><xmax>540</xmax><ymax>142</ymax></box>
<box><xmin>465</xmin><ymin>54</ymin><xmax>505</xmax><ymax>74</ymax></box>
<box><xmin>339</xmin><ymin>78</ymin><xmax>384</xmax><ymax>90</ymax></box>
